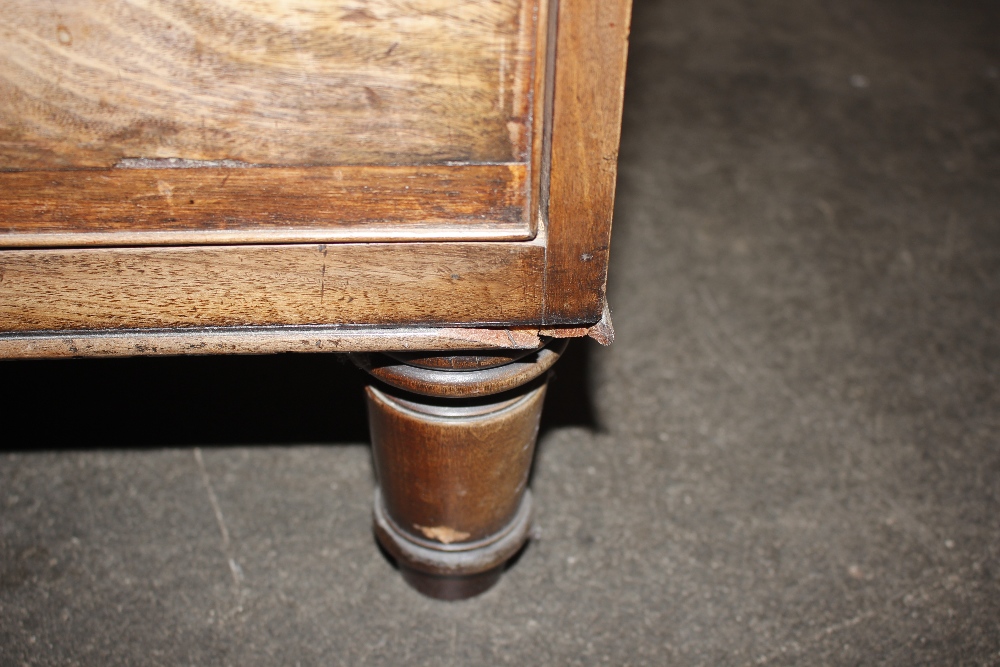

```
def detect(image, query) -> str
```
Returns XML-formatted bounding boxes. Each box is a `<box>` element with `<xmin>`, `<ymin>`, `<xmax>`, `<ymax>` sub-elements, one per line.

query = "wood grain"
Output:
<box><xmin>0</xmin><ymin>325</ymin><xmax>545</xmax><ymax>359</ymax></box>
<box><xmin>0</xmin><ymin>240</ymin><xmax>545</xmax><ymax>331</ymax></box>
<box><xmin>543</xmin><ymin>0</ymin><xmax>632</xmax><ymax>324</ymax></box>
<box><xmin>0</xmin><ymin>164</ymin><xmax>531</xmax><ymax>246</ymax></box>
<box><xmin>0</xmin><ymin>0</ymin><xmax>536</xmax><ymax>169</ymax></box>
<box><xmin>368</xmin><ymin>383</ymin><xmax>544</xmax><ymax>545</ymax></box>
<box><xmin>364</xmin><ymin>342</ymin><xmax>560</xmax><ymax>597</ymax></box>
<box><xmin>529</xmin><ymin>0</ymin><xmax>553</xmax><ymax>230</ymax></box>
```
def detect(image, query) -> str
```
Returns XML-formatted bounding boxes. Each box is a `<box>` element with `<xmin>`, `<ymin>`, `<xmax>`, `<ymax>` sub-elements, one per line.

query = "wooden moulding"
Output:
<box><xmin>542</xmin><ymin>0</ymin><xmax>632</xmax><ymax>324</ymax></box>
<box><xmin>529</xmin><ymin>0</ymin><xmax>554</xmax><ymax>230</ymax></box>
<box><xmin>357</xmin><ymin>340</ymin><xmax>567</xmax><ymax>398</ymax></box>
<box><xmin>0</xmin><ymin>241</ymin><xmax>546</xmax><ymax>332</ymax></box>
<box><xmin>0</xmin><ymin>322</ymin><xmax>614</xmax><ymax>359</ymax></box>
<box><xmin>0</xmin><ymin>325</ymin><xmax>550</xmax><ymax>360</ymax></box>
<box><xmin>0</xmin><ymin>165</ymin><xmax>532</xmax><ymax>247</ymax></box>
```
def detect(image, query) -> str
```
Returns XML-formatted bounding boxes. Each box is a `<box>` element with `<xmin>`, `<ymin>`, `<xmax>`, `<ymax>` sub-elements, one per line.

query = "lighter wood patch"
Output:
<box><xmin>414</xmin><ymin>524</ymin><xmax>472</xmax><ymax>545</ymax></box>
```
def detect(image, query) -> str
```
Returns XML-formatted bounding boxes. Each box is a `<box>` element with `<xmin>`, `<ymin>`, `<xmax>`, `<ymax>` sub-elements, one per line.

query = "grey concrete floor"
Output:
<box><xmin>3</xmin><ymin>0</ymin><xmax>999</xmax><ymax>664</ymax></box>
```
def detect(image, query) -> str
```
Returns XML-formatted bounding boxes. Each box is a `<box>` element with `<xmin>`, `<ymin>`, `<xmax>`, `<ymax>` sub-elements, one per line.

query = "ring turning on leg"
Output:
<box><xmin>355</xmin><ymin>340</ymin><xmax>566</xmax><ymax>599</ymax></box>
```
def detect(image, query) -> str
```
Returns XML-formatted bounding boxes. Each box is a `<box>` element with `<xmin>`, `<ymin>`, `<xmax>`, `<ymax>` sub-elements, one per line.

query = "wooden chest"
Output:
<box><xmin>0</xmin><ymin>0</ymin><xmax>632</xmax><ymax>598</ymax></box>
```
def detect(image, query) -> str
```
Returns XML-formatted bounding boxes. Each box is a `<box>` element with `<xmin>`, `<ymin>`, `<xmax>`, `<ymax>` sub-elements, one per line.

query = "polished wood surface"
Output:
<box><xmin>0</xmin><ymin>0</ymin><xmax>632</xmax><ymax>600</ymax></box>
<box><xmin>360</xmin><ymin>342</ymin><xmax>563</xmax><ymax>599</ymax></box>
<box><xmin>368</xmin><ymin>383</ymin><xmax>544</xmax><ymax>543</ymax></box>
<box><xmin>0</xmin><ymin>240</ymin><xmax>546</xmax><ymax>331</ymax></box>
<box><xmin>0</xmin><ymin>0</ymin><xmax>537</xmax><ymax>169</ymax></box>
<box><xmin>0</xmin><ymin>0</ymin><xmax>633</xmax><ymax>333</ymax></box>
<box><xmin>543</xmin><ymin>0</ymin><xmax>632</xmax><ymax>324</ymax></box>
<box><xmin>0</xmin><ymin>164</ymin><xmax>531</xmax><ymax>247</ymax></box>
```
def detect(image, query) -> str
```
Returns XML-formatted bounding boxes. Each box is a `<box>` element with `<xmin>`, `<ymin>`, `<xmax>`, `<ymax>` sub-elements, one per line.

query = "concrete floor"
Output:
<box><xmin>2</xmin><ymin>0</ymin><xmax>999</xmax><ymax>664</ymax></box>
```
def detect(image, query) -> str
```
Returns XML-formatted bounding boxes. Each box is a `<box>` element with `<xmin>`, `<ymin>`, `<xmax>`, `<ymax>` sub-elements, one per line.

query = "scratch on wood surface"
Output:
<box><xmin>320</xmin><ymin>262</ymin><xmax>326</xmax><ymax>304</ymax></box>
<box><xmin>452</xmin><ymin>327</ymin><xmax>541</xmax><ymax>348</ymax></box>
<box><xmin>115</xmin><ymin>157</ymin><xmax>258</xmax><ymax>169</ymax></box>
<box><xmin>156</xmin><ymin>180</ymin><xmax>173</xmax><ymax>200</ymax></box>
<box><xmin>498</xmin><ymin>37</ymin><xmax>507</xmax><ymax>113</ymax></box>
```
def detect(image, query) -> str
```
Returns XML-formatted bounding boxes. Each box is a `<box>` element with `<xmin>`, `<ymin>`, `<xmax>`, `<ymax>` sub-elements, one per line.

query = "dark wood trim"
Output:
<box><xmin>0</xmin><ymin>164</ymin><xmax>532</xmax><ymax>247</ymax></box>
<box><xmin>542</xmin><ymin>0</ymin><xmax>632</xmax><ymax>324</ymax></box>
<box><xmin>529</xmin><ymin>0</ymin><xmax>554</xmax><ymax>233</ymax></box>
<box><xmin>358</xmin><ymin>341</ymin><xmax>565</xmax><ymax>599</ymax></box>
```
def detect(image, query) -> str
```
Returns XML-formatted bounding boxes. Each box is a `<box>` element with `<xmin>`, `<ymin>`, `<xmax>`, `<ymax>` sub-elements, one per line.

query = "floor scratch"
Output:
<box><xmin>194</xmin><ymin>447</ymin><xmax>243</xmax><ymax>594</ymax></box>
<box><xmin>448</xmin><ymin>620</ymin><xmax>457</xmax><ymax>667</ymax></box>
<box><xmin>748</xmin><ymin>610</ymin><xmax>877</xmax><ymax>665</ymax></box>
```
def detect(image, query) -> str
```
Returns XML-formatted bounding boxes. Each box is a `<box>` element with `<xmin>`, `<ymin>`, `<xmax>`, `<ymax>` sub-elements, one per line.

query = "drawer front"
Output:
<box><xmin>0</xmin><ymin>0</ymin><xmax>542</xmax><ymax>245</ymax></box>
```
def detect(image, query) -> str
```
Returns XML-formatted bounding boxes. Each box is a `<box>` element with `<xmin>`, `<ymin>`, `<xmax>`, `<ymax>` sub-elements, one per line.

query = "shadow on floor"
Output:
<box><xmin>0</xmin><ymin>339</ymin><xmax>599</xmax><ymax>451</ymax></box>
<box><xmin>0</xmin><ymin>353</ymin><xmax>369</xmax><ymax>449</ymax></box>
<box><xmin>538</xmin><ymin>338</ymin><xmax>601</xmax><ymax>437</ymax></box>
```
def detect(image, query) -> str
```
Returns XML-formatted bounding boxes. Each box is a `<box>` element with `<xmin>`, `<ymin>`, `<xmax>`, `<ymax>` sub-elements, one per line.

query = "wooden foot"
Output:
<box><xmin>355</xmin><ymin>341</ymin><xmax>566</xmax><ymax>600</ymax></box>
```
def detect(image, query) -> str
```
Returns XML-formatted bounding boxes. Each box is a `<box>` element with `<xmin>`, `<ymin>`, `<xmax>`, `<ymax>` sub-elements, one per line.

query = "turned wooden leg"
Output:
<box><xmin>353</xmin><ymin>340</ymin><xmax>567</xmax><ymax>600</ymax></box>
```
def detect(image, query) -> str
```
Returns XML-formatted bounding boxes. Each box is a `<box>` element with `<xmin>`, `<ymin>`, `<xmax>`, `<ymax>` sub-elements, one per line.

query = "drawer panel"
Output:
<box><xmin>0</xmin><ymin>240</ymin><xmax>546</xmax><ymax>330</ymax></box>
<box><xmin>0</xmin><ymin>164</ymin><xmax>531</xmax><ymax>246</ymax></box>
<box><xmin>0</xmin><ymin>0</ymin><xmax>537</xmax><ymax>168</ymax></box>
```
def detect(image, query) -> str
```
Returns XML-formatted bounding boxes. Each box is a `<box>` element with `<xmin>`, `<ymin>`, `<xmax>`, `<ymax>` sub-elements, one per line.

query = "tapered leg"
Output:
<box><xmin>354</xmin><ymin>341</ymin><xmax>566</xmax><ymax>599</ymax></box>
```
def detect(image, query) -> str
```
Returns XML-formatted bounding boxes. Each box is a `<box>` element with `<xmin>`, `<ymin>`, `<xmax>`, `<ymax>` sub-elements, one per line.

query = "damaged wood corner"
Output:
<box><xmin>520</xmin><ymin>302</ymin><xmax>615</xmax><ymax>345</ymax></box>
